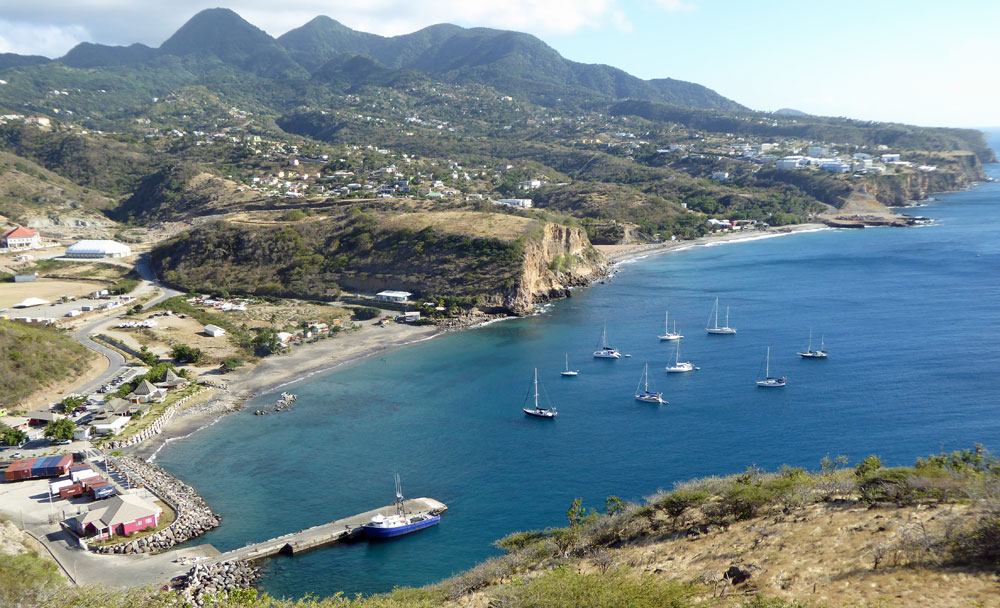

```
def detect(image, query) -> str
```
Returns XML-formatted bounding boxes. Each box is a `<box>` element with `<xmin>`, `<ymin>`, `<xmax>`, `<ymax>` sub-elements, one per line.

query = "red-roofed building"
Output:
<box><xmin>2</xmin><ymin>226</ymin><xmax>40</xmax><ymax>249</ymax></box>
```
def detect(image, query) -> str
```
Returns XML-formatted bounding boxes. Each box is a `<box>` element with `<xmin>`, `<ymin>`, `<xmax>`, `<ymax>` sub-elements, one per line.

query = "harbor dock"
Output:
<box><xmin>207</xmin><ymin>497</ymin><xmax>447</xmax><ymax>564</ymax></box>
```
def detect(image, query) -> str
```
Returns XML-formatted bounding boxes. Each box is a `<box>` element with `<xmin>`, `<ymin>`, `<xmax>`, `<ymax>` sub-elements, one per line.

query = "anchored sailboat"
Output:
<box><xmin>635</xmin><ymin>363</ymin><xmax>667</xmax><ymax>404</ymax></box>
<box><xmin>593</xmin><ymin>321</ymin><xmax>622</xmax><ymax>359</ymax></box>
<box><xmin>798</xmin><ymin>331</ymin><xmax>828</xmax><ymax>359</ymax></box>
<box><xmin>665</xmin><ymin>338</ymin><xmax>694</xmax><ymax>373</ymax></box>
<box><xmin>756</xmin><ymin>347</ymin><xmax>787</xmax><ymax>387</ymax></box>
<box><xmin>560</xmin><ymin>353</ymin><xmax>579</xmax><ymax>376</ymax></box>
<box><xmin>523</xmin><ymin>368</ymin><xmax>558</xmax><ymax>418</ymax></box>
<box><xmin>706</xmin><ymin>298</ymin><xmax>737</xmax><ymax>335</ymax></box>
<box><xmin>658</xmin><ymin>311</ymin><xmax>683</xmax><ymax>341</ymax></box>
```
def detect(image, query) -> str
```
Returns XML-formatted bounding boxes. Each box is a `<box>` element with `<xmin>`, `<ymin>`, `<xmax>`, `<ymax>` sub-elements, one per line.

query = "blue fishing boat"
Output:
<box><xmin>363</xmin><ymin>474</ymin><xmax>441</xmax><ymax>539</ymax></box>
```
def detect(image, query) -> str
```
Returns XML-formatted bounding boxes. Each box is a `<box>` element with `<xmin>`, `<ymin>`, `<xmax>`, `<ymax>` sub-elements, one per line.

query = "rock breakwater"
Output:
<box><xmin>91</xmin><ymin>455</ymin><xmax>220</xmax><ymax>555</ymax></box>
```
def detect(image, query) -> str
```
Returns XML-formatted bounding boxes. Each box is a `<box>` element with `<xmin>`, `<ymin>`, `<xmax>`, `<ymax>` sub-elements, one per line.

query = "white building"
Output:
<box><xmin>494</xmin><ymin>198</ymin><xmax>533</xmax><ymax>208</ymax></box>
<box><xmin>376</xmin><ymin>290</ymin><xmax>412</xmax><ymax>303</ymax></box>
<box><xmin>2</xmin><ymin>226</ymin><xmax>41</xmax><ymax>249</ymax></box>
<box><xmin>204</xmin><ymin>324</ymin><xmax>226</xmax><ymax>338</ymax></box>
<box><xmin>711</xmin><ymin>172</ymin><xmax>730</xmax><ymax>181</ymax></box>
<box><xmin>776</xmin><ymin>156</ymin><xmax>806</xmax><ymax>170</ymax></box>
<box><xmin>65</xmin><ymin>240</ymin><xmax>131</xmax><ymax>259</ymax></box>
<box><xmin>820</xmin><ymin>161</ymin><xmax>851</xmax><ymax>173</ymax></box>
<box><xmin>519</xmin><ymin>179</ymin><xmax>542</xmax><ymax>191</ymax></box>
<box><xmin>881</xmin><ymin>153</ymin><xmax>901</xmax><ymax>162</ymax></box>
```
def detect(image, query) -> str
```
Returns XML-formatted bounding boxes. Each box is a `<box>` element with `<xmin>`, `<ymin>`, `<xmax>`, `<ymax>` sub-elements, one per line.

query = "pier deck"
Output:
<box><xmin>209</xmin><ymin>497</ymin><xmax>447</xmax><ymax>563</ymax></box>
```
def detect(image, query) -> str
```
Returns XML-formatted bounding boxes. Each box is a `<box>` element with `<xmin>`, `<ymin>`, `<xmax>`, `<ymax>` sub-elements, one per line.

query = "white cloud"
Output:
<box><xmin>0</xmin><ymin>20</ymin><xmax>90</xmax><ymax>57</ymax></box>
<box><xmin>655</xmin><ymin>0</ymin><xmax>696</xmax><ymax>12</ymax></box>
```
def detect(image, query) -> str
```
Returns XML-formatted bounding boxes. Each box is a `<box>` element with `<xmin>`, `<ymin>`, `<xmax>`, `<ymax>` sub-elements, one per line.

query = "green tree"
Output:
<box><xmin>221</xmin><ymin>357</ymin><xmax>244</xmax><ymax>372</ymax></box>
<box><xmin>43</xmin><ymin>418</ymin><xmax>75</xmax><ymax>442</ymax></box>
<box><xmin>58</xmin><ymin>395</ymin><xmax>84</xmax><ymax>414</ymax></box>
<box><xmin>170</xmin><ymin>344</ymin><xmax>204</xmax><ymax>364</ymax></box>
<box><xmin>1</xmin><ymin>427</ymin><xmax>27</xmax><ymax>446</ymax></box>
<box><xmin>138</xmin><ymin>345</ymin><xmax>158</xmax><ymax>366</ymax></box>
<box><xmin>605</xmin><ymin>495</ymin><xmax>626</xmax><ymax>516</ymax></box>
<box><xmin>352</xmin><ymin>306</ymin><xmax>381</xmax><ymax>321</ymax></box>
<box><xmin>128</xmin><ymin>304</ymin><xmax>143</xmax><ymax>315</ymax></box>
<box><xmin>855</xmin><ymin>455</ymin><xmax>883</xmax><ymax>478</ymax></box>
<box><xmin>252</xmin><ymin>328</ymin><xmax>281</xmax><ymax>356</ymax></box>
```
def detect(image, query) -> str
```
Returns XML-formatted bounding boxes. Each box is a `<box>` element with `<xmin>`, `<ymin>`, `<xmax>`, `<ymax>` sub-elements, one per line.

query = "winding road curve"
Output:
<box><xmin>69</xmin><ymin>254</ymin><xmax>183</xmax><ymax>395</ymax></box>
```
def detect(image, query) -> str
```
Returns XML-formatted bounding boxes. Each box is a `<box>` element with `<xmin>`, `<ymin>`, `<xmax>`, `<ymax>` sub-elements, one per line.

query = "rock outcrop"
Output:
<box><xmin>482</xmin><ymin>222</ymin><xmax>607</xmax><ymax>314</ymax></box>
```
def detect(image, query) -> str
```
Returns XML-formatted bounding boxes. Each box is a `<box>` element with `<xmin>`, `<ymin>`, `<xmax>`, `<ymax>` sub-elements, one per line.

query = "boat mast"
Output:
<box><xmin>765</xmin><ymin>347</ymin><xmax>770</xmax><ymax>378</ymax></box>
<box><xmin>534</xmin><ymin>367</ymin><xmax>539</xmax><ymax>410</ymax></box>
<box><xmin>602</xmin><ymin>321</ymin><xmax>608</xmax><ymax>347</ymax></box>
<box><xmin>664</xmin><ymin>311</ymin><xmax>668</xmax><ymax>335</ymax></box>
<box><xmin>725</xmin><ymin>306</ymin><xmax>730</xmax><ymax>329</ymax></box>
<box><xmin>714</xmin><ymin>298</ymin><xmax>719</xmax><ymax>329</ymax></box>
<box><xmin>394</xmin><ymin>472</ymin><xmax>404</xmax><ymax>517</ymax></box>
<box><xmin>565</xmin><ymin>353</ymin><xmax>569</xmax><ymax>371</ymax></box>
<box><xmin>644</xmin><ymin>363</ymin><xmax>649</xmax><ymax>392</ymax></box>
<box><xmin>807</xmin><ymin>329</ymin><xmax>813</xmax><ymax>352</ymax></box>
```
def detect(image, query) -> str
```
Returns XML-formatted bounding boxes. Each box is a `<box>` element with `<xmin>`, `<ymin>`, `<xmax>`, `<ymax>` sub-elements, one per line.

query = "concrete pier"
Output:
<box><xmin>208</xmin><ymin>497</ymin><xmax>447</xmax><ymax>564</ymax></box>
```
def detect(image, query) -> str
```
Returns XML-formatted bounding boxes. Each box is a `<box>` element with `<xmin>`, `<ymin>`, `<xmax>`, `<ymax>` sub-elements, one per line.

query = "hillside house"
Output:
<box><xmin>376</xmin><ymin>291</ymin><xmax>412</xmax><ymax>303</ymax></box>
<box><xmin>2</xmin><ymin>226</ymin><xmax>41</xmax><ymax>249</ymax></box>
<box><xmin>204</xmin><ymin>324</ymin><xmax>226</xmax><ymax>338</ymax></box>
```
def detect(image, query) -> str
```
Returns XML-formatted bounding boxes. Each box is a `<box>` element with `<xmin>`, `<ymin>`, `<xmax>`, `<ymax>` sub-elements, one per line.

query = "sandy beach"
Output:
<box><xmin>595</xmin><ymin>223</ymin><xmax>829</xmax><ymax>265</ymax></box>
<box><xmin>130</xmin><ymin>321</ymin><xmax>440</xmax><ymax>460</ymax></box>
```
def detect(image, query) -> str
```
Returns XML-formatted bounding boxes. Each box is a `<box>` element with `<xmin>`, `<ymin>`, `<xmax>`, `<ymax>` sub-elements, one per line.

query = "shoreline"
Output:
<box><xmin>131</xmin><ymin>224</ymin><xmax>829</xmax><ymax>461</ymax></box>
<box><xmin>129</xmin><ymin>322</ymin><xmax>440</xmax><ymax>460</ymax></box>
<box><xmin>596</xmin><ymin>222</ymin><xmax>830</xmax><ymax>265</ymax></box>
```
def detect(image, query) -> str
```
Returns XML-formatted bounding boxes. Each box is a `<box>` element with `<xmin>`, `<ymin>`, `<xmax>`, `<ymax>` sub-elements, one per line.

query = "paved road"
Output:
<box><xmin>68</xmin><ymin>254</ymin><xmax>183</xmax><ymax>396</ymax></box>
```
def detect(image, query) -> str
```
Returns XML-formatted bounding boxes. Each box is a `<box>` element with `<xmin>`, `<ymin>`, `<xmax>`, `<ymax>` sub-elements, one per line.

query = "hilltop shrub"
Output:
<box><xmin>658</xmin><ymin>489</ymin><xmax>710</xmax><ymax>519</ymax></box>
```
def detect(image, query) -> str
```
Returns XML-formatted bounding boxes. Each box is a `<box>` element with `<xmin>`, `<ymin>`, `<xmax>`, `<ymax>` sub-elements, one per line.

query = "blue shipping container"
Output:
<box><xmin>93</xmin><ymin>485</ymin><xmax>117</xmax><ymax>499</ymax></box>
<box><xmin>30</xmin><ymin>456</ymin><xmax>58</xmax><ymax>478</ymax></box>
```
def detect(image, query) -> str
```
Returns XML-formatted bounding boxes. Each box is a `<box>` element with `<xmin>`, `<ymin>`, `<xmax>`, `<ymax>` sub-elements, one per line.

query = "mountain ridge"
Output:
<box><xmin>26</xmin><ymin>8</ymin><xmax>742</xmax><ymax>111</ymax></box>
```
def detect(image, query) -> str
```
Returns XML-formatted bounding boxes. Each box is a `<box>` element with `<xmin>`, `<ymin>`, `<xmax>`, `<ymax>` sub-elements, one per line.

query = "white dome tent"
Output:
<box><xmin>64</xmin><ymin>240</ymin><xmax>132</xmax><ymax>259</ymax></box>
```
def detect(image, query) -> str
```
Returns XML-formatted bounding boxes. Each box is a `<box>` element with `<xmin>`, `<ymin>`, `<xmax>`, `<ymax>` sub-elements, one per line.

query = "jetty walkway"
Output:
<box><xmin>207</xmin><ymin>497</ymin><xmax>447</xmax><ymax>564</ymax></box>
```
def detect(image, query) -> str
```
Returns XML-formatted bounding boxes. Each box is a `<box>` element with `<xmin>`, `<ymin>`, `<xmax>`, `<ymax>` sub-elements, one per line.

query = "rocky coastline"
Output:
<box><xmin>91</xmin><ymin>455</ymin><xmax>220</xmax><ymax>555</ymax></box>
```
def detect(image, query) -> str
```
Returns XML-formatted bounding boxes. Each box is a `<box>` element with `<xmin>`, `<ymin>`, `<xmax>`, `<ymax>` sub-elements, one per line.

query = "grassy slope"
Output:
<box><xmin>4</xmin><ymin>448</ymin><xmax>999</xmax><ymax>607</ymax></box>
<box><xmin>0</xmin><ymin>320</ymin><xmax>93</xmax><ymax>409</ymax></box>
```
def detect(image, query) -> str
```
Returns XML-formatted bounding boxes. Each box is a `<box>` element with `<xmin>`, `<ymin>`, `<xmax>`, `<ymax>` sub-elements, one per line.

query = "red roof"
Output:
<box><xmin>3</xmin><ymin>226</ymin><xmax>39</xmax><ymax>239</ymax></box>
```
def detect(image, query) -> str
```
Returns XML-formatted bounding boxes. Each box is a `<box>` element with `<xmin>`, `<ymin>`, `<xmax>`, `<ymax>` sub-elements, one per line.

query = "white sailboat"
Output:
<box><xmin>560</xmin><ymin>353</ymin><xmax>579</xmax><ymax>376</ymax></box>
<box><xmin>756</xmin><ymin>347</ymin><xmax>787</xmax><ymax>387</ymax></box>
<box><xmin>635</xmin><ymin>363</ymin><xmax>667</xmax><ymax>404</ymax></box>
<box><xmin>658</xmin><ymin>311</ymin><xmax>683</xmax><ymax>341</ymax></box>
<box><xmin>665</xmin><ymin>338</ymin><xmax>694</xmax><ymax>373</ymax></box>
<box><xmin>706</xmin><ymin>297</ymin><xmax>737</xmax><ymax>335</ymax></box>
<box><xmin>523</xmin><ymin>368</ymin><xmax>557</xmax><ymax>418</ymax></box>
<box><xmin>798</xmin><ymin>331</ymin><xmax>828</xmax><ymax>359</ymax></box>
<box><xmin>593</xmin><ymin>321</ymin><xmax>622</xmax><ymax>359</ymax></box>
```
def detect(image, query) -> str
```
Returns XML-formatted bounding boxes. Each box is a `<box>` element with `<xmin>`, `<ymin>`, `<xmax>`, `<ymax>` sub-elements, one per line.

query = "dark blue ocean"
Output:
<box><xmin>157</xmin><ymin>144</ymin><xmax>1000</xmax><ymax>598</ymax></box>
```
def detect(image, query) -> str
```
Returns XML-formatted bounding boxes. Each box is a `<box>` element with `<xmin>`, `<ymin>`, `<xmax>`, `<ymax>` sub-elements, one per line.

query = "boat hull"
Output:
<box><xmin>666</xmin><ymin>364</ymin><xmax>693</xmax><ymax>373</ymax></box>
<box><xmin>706</xmin><ymin>328</ymin><xmax>737</xmax><ymax>335</ymax></box>
<box><xmin>523</xmin><ymin>408</ymin><xmax>557</xmax><ymax>418</ymax></box>
<box><xmin>635</xmin><ymin>393</ymin><xmax>666</xmax><ymax>404</ymax></box>
<box><xmin>798</xmin><ymin>351</ymin><xmax>828</xmax><ymax>359</ymax></box>
<box><xmin>560</xmin><ymin>371</ymin><xmax>579</xmax><ymax>376</ymax></box>
<box><xmin>658</xmin><ymin>334</ymin><xmax>683</xmax><ymax>341</ymax></box>
<box><xmin>593</xmin><ymin>351</ymin><xmax>621</xmax><ymax>359</ymax></box>
<box><xmin>363</xmin><ymin>514</ymin><xmax>441</xmax><ymax>538</ymax></box>
<box><xmin>756</xmin><ymin>378</ymin><xmax>787</xmax><ymax>388</ymax></box>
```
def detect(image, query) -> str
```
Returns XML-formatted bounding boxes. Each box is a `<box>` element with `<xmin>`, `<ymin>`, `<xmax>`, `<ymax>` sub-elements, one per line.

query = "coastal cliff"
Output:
<box><xmin>153</xmin><ymin>209</ymin><xmax>607</xmax><ymax>316</ymax></box>
<box><xmin>868</xmin><ymin>151</ymin><xmax>986</xmax><ymax>206</ymax></box>
<box><xmin>481</xmin><ymin>222</ymin><xmax>606</xmax><ymax>314</ymax></box>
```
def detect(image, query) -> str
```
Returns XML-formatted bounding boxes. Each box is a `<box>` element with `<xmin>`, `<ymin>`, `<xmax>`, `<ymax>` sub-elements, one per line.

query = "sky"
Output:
<box><xmin>0</xmin><ymin>0</ymin><xmax>997</xmax><ymax>128</ymax></box>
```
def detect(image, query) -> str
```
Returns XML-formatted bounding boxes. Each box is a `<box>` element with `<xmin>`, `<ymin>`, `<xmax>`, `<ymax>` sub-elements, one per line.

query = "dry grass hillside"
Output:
<box><xmin>379</xmin><ymin>210</ymin><xmax>540</xmax><ymax>241</ymax></box>
<box><xmin>0</xmin><ymin>151</ymin><xmax>115</xmax><ymax>238</ymax></box>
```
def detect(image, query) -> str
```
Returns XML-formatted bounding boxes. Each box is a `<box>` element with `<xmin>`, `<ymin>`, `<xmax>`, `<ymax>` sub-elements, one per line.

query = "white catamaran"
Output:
<box><xmin>665</xmin><ymin>338</ymin><xmax>694</xmax><ymax>373</ymax></box>
<box><xmin>593</xmin><ymin>321</ymin><xmax>622</xmax><ymax>359</ymax></box>
<box><xmin>756</xmin><ymin>347</ymin><xmax>787</xmax><ymax>387</ymax></box>
<box><xmin>523</xmin><ymin>368</ymin><xmax>557</xmax><ymax>418</ymax></box>
<box><xmin>706</xmin><ymin>297</ymin><xmax>737</xmax><ymax>335</ymax></box>
<box><xmin>635</xmin><ymin>363</ymin><xmax>667</xmax><ymax>404</ymax></box>
<box><xmin>560</xmin><ymin>353</ymin><xmax>579</xmax><ymax>376</ymax></box>
<box><xmin>798</xmin><ymin>331</ymin><xmax>828</xmax><ymax>359</ymax></box>
<box><xmin>658</xmin><ymin>311</ymin><xmax>683</xmax><ymax>341</ymax></box>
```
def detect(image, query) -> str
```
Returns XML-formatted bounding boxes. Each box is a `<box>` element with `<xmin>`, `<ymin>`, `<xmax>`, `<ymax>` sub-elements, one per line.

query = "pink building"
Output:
<box><xmin>73</xmin><ymin>494</ymin><xmax>162</xmax><ymax>540</ymax></box>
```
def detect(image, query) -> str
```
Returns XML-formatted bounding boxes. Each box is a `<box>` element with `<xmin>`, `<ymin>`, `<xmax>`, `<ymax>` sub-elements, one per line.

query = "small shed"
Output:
<box><xmin>204</xmin><ymin>324</ymin><xmax>226</xmax><ymax>338</ymax></box>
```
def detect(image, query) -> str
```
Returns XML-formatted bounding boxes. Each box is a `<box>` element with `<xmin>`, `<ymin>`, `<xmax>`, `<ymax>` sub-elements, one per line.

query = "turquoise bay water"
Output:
<box><xmin>158</xmin><ymin>157</ymin><xmax>1000</xmax><ymax>598</ymax></box>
